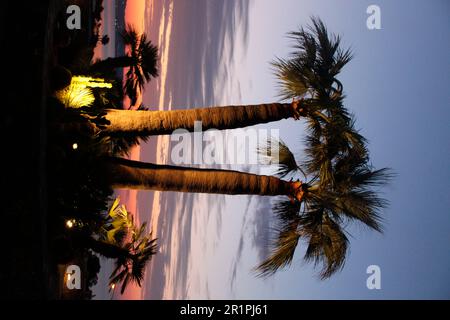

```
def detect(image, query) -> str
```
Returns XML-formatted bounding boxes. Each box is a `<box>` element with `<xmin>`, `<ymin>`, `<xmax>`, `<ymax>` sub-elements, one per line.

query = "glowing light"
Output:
<box><xmin>55</xmin><ymin>85</ymin><xmax>94</xmax><ymax>109</ymax></box>
<box><xmin>67</xmin><ymin>273</ymin><xmax>71</xmax><ymax>280</ymax></box>
<box><xmin>72</xmin><ymin>143</ymin><xmax>78</xmax><ymax>150</ymax></box>
<box><xmin>66</xmin><ymin>220</ymin><xmax>74</xmax><ymax>228</ymax></box>
<box><xmin>54</xmin><ymin>76</ymin><xmax>112</xmax><ymax>108</ymax></box>
<box><xmin>72</xmin><ymin>76</ymin><xmax>113</xmax><ymax>89</ymax></box>
<box><xmin>111</xmin><ymin>284</ymin><xmax>116</xmax><ymax>289</ymax></box>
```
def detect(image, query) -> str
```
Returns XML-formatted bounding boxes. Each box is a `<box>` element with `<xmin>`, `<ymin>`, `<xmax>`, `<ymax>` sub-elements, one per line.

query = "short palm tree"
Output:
<box><xmin>79</xmin><ymin>198</ymin><xmax>157</xmax><ymax>294</ymax></box>
<box><xmin>108</xmin><ymin>218</ymin><xmax>157</xmax><ymax>294</ymax></box>
<box><xmin>121</xmin><ymin>25</ymin><xmax>159</xmax><ymax>106</ymax></box>
<box><xmin>90</xmin><ymin>24</ymin><xmax>159</xmax><ymax>106</ymax></box>
<box><xmin>99</xmin><ymin>197</ymin><xmax>132</xmax><ymax>245</ymax></box>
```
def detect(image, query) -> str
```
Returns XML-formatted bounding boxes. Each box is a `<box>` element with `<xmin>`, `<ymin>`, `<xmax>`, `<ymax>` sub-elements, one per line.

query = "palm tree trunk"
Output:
<box><xmin>82</xmin><ymin>236</ymin><xmax>131</xmax><ymax>260</ymax></box>
<box><xmin>91</xmin><ymin>56</ymin><xmax>135</xmax><ymax>72</ymax></box>
<box><xmin>103</xmin><ymin>102</ymin><xmax>302</xmax><ymax>136</ymax></box>
<box><xmin>106</xmin><ymin>157</ymin><xmax>295</xmax><ymax>197</ymax></box>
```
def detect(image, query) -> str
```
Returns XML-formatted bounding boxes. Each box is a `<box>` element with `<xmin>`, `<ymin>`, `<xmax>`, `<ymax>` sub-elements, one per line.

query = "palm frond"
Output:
<box><xmin>255</xmin><ymin>219</ymin><xmax>301</xmax><ymax>277</ymax></box>
<box><xmin>272</xmin><ymin>58</ymin><xmax>310</xmax><ymax>101</ymax></box>
<box><xmin>54</xmin><ymin>84</ymin><xmax>95</xmax><ymax>109</ymax></box>
<box><xmin>139</xmin><ymin>33</ymin><xmax>159</xmax><ymax>79</ymax></box>
<box><xmin>107</xmin><ymin>222</ymin><xmax>157</xmax><ymax>294</ymax></box>
<box><xmin>99</xmin><ymin>197</ymin><xmax>132</xmax><ymax>245</ymax></box>
<box><xmin>303</xmin><ymin>213</ymin><xmax>348</xmax><ymax>279</ymax></box>
<box><xmin>121</xmin><ymin>24</ymin><xmax>139</xmax><ymax>47</ymax></box>
<box><xmin>120</xmin><ymin>24</ymin><xmax>159</xmax><ymax>103</ymax></box>
<box><xmin>273</xmin><ymin>17</ymin><xmax>352</xmax><ymax>102</ymax></box>
<box><xmin>272</xmin><ymin>199</ymin><xmax>302</xmax><ymax>222</ymax></box>
<box><xmin>334</xmin><ymin>190</ymin><xmax>386</xmax><ymax>232</ymax></box>
<box><xmin>258</xmin><ymin>137</ymin><xmax>304</xmax><ymax>178</ymax></box>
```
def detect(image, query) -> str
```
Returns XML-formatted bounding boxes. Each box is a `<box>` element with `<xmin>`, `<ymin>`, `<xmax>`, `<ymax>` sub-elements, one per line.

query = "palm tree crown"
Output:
<box><xmin>98</xmin><ymin>198</ymin><xmax>157</xmax><ymax>294</ymax></box>
<box><xmin>273</xmin><ymin>17</ymin><xmax>352</xmax><ymax>102</ymax></box>
<box><xmin>122</xmin><ymin>24</ymin><xmax>159</xmax><ymax>106</ymax></box>
<box><xmin>254</xmin><ymin>17</ymin><xmax>392</xmax><ymax>278</ymax></box>
<box><xmin>108</xmin><ymin>217</ymin><xmax>157</xmax><ymax>294</ymax></box>
<box><xmin>256</xmin><ymin>137</ymin><xmax>392</xmax><ymax>279</ymax></box>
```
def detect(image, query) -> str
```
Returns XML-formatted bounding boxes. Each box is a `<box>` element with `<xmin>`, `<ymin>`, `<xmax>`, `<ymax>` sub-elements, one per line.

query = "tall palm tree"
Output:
<box><xmin>94</xmin><ymin>17</ymin><xmax>352</xmax><ymax>139</ymax></box>
<box><xmin>90</xmin><ymin>24</ymin><xmax>159</xmax><ymax>105</ymax></box>
<box><xmin>98</xmin><ymin>74</ymin><xmax>388</xmax><ymax>278</ymax></box>
<box><xmin>76</xmin><ymin>17</ymin><xmax>390</xmax><ymax>280</ymax></box>
<box><xmin>100</xmin><ymin>124</ymin><xmax>389</xmax><ymax>279</ymax></box>
<box><xmin>102</xmin><ymin>100</ymin><xmax>305</xmax><ymax>136</ymax></box>
<box><xmin>104</xmin><ymin>156</ymin><xmax>305</xmax><ymax>202</ymax></box>
<box><xmin>96</xmin><ymin>18</ymin><xmax>390</xmax><ymax>279</ymax></box>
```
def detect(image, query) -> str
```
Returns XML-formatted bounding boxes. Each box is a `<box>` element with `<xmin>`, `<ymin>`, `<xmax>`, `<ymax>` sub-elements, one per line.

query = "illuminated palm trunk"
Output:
<box><xmin>103</xmin><ymin>101</ymin><xmax>305</xmax><ymax>136</ymax></box>
<box><xmin>106</xmin><ymin>157</ymin><xmax>298</xmax><ymax>198</ymax></box>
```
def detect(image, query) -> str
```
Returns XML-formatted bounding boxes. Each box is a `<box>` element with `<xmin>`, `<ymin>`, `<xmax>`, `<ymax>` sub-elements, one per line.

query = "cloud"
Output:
<box><xmin>138</xmin><ymin>0</ymin><xmax>252</xmax><ymax>299</ymax></box>
<box><xmin>229</xmin><ymin>196</ymin><xmax>274</xmax><ymax>292</ymax></box>
<box><xmin>143</xmin><ymin>0</ymin><xmax>251</xmax><ymax>108</ymax></box>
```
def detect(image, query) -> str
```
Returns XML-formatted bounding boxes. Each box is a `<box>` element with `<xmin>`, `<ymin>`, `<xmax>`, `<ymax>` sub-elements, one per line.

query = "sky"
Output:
<box><xmin>94</xmin><ymin>0</ymin><xmax>450</xmax><ymax>299</ymax></box>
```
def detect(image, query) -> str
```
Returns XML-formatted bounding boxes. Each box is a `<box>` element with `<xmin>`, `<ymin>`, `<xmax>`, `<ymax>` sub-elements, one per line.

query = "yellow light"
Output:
<box><xmin>66</xmin><ymin>220</ymin><xmax>74</xmax><ymax>228</ymax></box>
<box><xmin>54</xmin><ymin>76</ymin><xmax>112</xmax><ymax>108</ymax></box>
<box><xmin>55</xmin><ymin>85</ymin><xmax>94</xmax><ymax>108</ymax></box>
<box><xmin>72</xmin><ymin>76</ymin><xmax>113</xmax><ymax>88</ymax></box>
<box><xmin>72</xmin><ymin>143</ymin><xmax>78</xmax><ymax>150</ymax></box>
<box><xmin>67</xmin><ymin>273</ymin><xmax>71</xmax><ymax>280</ymax></box>
<box><xmin>111</xmin><ymin>284</ymin><xmax>116</xmax><ymax>289</ymax></box>
<box><xmin>72</xmin><ymin>76</ymin><xmax>106</xmax><ymax>83</ymax></box>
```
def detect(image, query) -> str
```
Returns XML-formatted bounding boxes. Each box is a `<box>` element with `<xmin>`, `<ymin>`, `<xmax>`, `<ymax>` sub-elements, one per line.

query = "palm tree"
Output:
<box><xmin>96</xmin><ymin>17</ymin><xmax>390</xmax><ymax>279</ymax></box>
<box><xmin>80</xmin><ymin>230</ymin><xmax>156</xmax><ymax>294</ymax></box>
<box><xmin>68</xmin><ymin>17</ymin><xmax>390</xmax><ymax>280</ymax></box>
<box><xmin>122</xmin><ymin>25</ymin><xmax>159</xmax><ymax>106</ymax></box>
<box><xmin>108</xmin><ymin>219</ymin><xmax>157</xmax><ymax>294</ymax></box>
<box><xmin>97</xmin><ymin>79</ymin><xmax>388</xmax><ymax>278</ymax></box>
<box><xmin>100</xmin><ymin>122</ymin><xmax>389</xmax><ymax>279</ymax></box>
<box><xmin>102</xmin><ymin>100</ymin><xmax>306</xmax><ymax>136</ymax></box>
<box><xmin>104</xmin><ymin>156</ymin><xmax>305</xmax><ymax>202</ymax></box>
<box><xmin>92</xmin><ymin>17</ymin><xmax>352</xmax><ymax>139</ymax></box>
<box><xmin>78</xmin><ymin>198</ymin><xmax>157</xmax><ymax>294</ymax></box>
<box><xmin>99</xmin><ymin>197</ymin><xmax>131</xmax><ymax>245</ymax></box>
<box><xmin>90</xmin><ymin>24</ymin><xmax>159</xmax><ymax>105</ymax></box>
